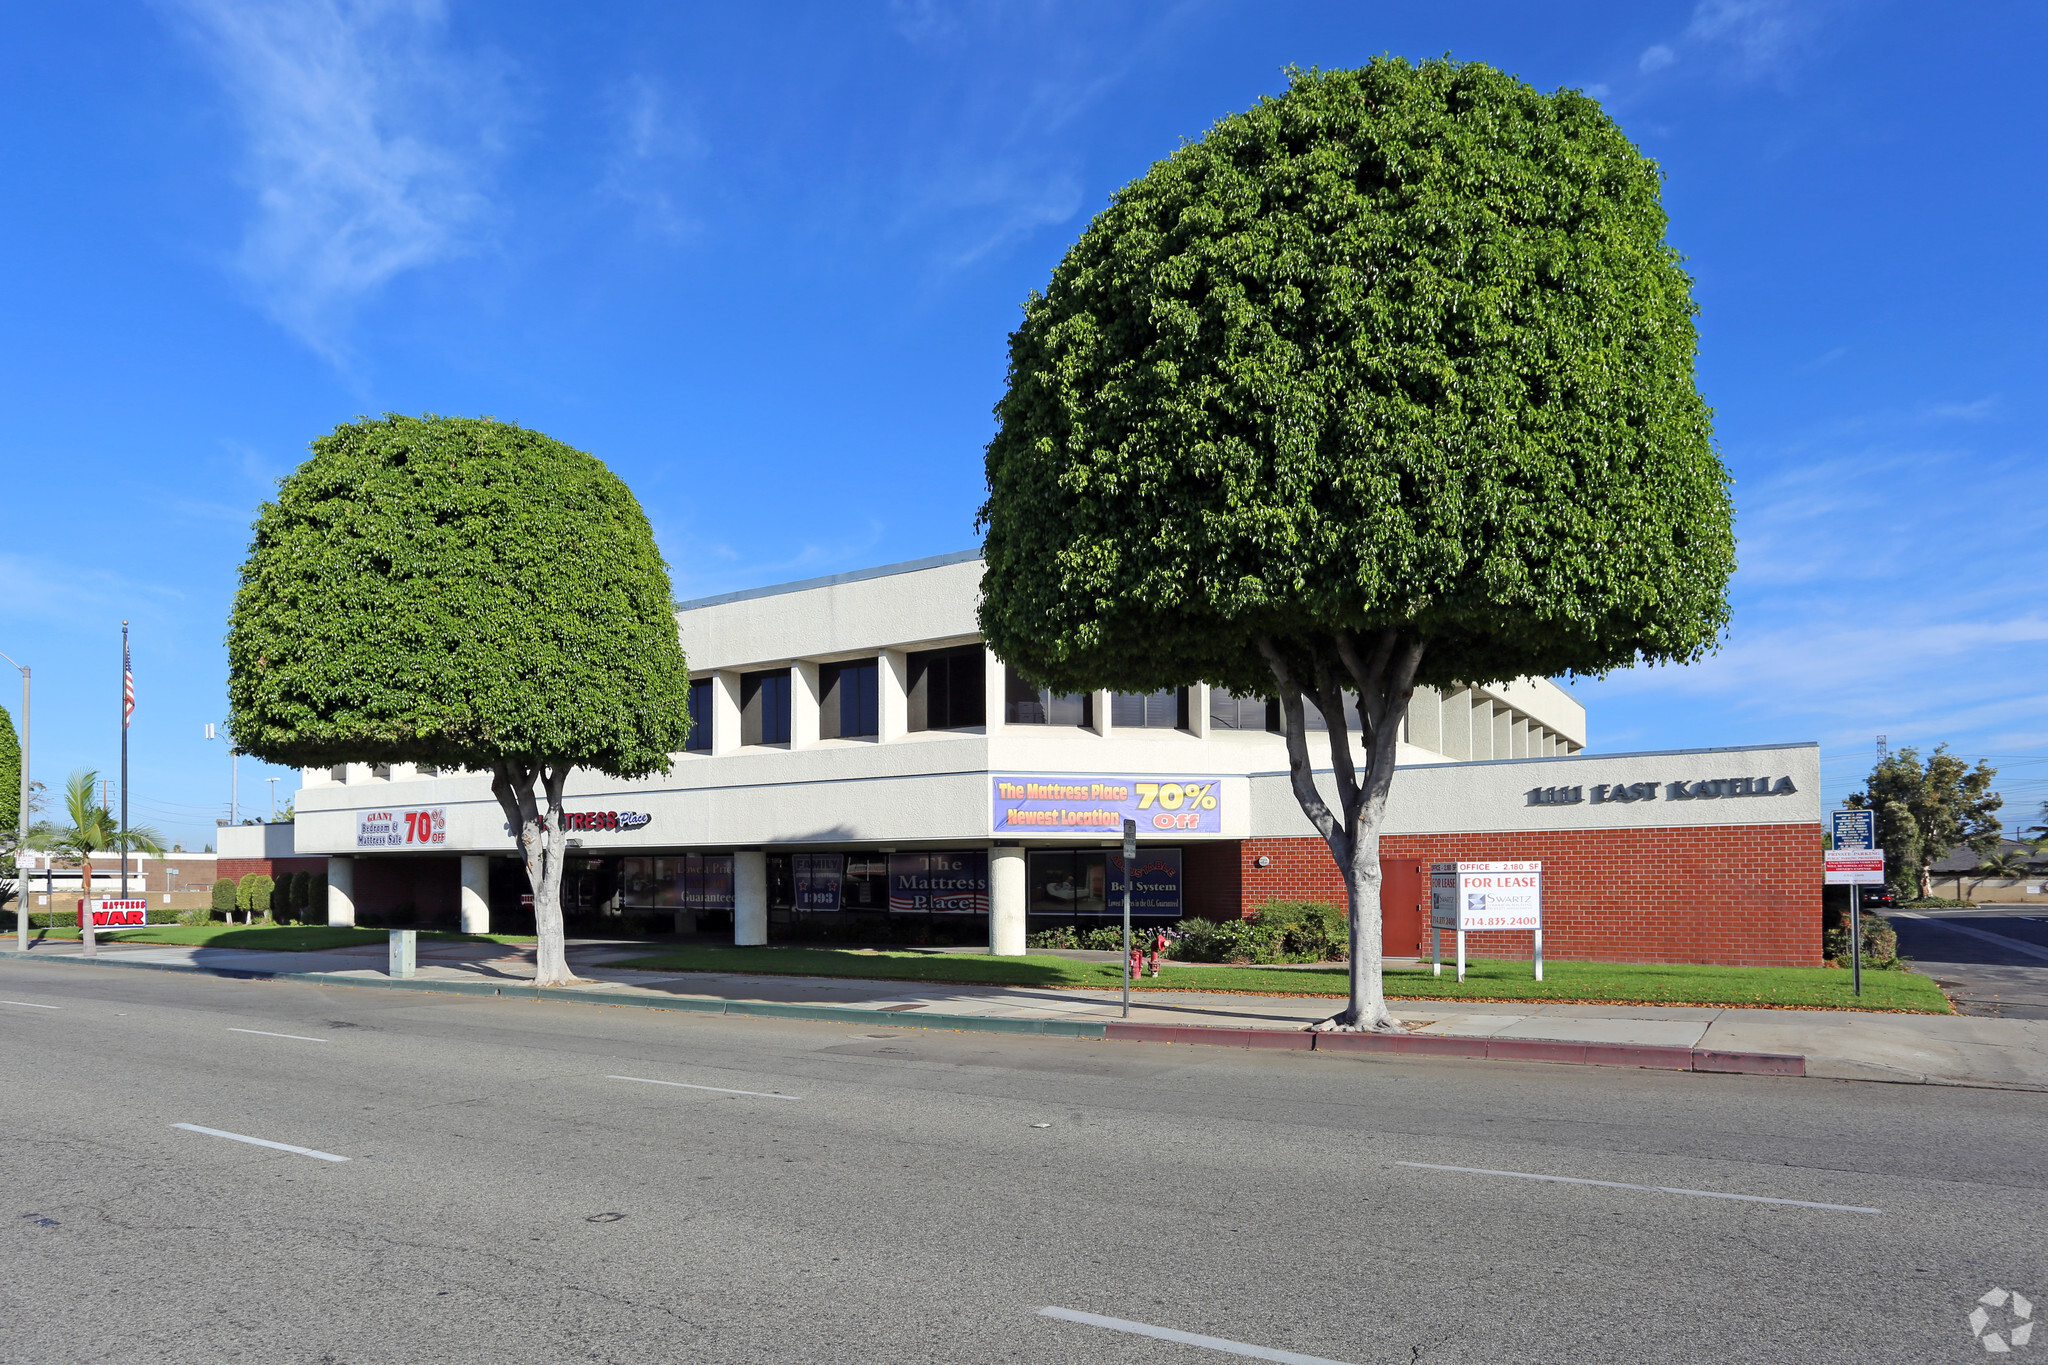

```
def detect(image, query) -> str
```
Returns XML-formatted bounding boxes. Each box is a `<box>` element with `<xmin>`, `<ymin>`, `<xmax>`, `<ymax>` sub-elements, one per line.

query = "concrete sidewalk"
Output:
<box><xmin>7</xmin><ymin>936</ymin><xmax>2046</xmax><ymax>1091</ymax></box>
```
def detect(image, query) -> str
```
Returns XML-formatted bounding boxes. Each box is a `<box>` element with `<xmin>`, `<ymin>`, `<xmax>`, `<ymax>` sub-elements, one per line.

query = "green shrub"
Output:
<box><xmin>238</xmin><ymin>873</ymin><xmax>274</xmax><ymax>916</ymax></box>
<box><xmin>1825</xmin><ymin>912</ymin><xmax>1901</xmax><ymax>969</ymax></box>
<box><xmin>1169</xmin><ymin>917</ymin><xmax>1289</xmax><ymax>964</ymax></box>
<box><xmin>210</xmin><ymin>878</ymin><xmax>238</xmax><ymax>914</ymax></box>
<box><xmin>1251</xmin><ymin>899</ymin><xmax>1349</xmax><ymax>962</ymax></box>
<box><xmin>1027</xmin><ymin>925</ymin><xmax>1080</xmax><ymax>949</ymax></box>
<box><xmin>305</xmin><ymin>874</ymin><xmax>325</xmax><ymax>922</ymax></box>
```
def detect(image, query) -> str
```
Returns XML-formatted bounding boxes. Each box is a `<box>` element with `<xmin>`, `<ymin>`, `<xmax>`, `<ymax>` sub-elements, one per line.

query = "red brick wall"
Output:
<box><xmin>217</xmin><ymin>857</ymin><xmax>327</xmax><ymax>886</ymax></box>
<box><xmin>1232</xmin><ymin>823</ymin><xmax>1823</xmax><ymax>968</ymax></box>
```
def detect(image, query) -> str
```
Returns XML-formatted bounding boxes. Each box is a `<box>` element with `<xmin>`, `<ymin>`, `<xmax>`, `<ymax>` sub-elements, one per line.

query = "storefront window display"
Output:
<box><xmin>889</xmin><ymin>852</ymin><xmax>989</xmax><ymax>913</ymax></box>
<box><xmin>620</xmin><ymin>855</ymin><xmax>733</xmax><ymax>912</ymax></box>
<box><xmin>1029</xmin><ymin>849</ymin><xmax>1182</xmax><ymax>918</ymax></box>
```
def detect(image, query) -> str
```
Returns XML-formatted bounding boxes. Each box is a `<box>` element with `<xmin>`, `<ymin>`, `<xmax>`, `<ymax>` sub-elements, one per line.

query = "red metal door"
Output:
<box><xmin>1377</xmin><ymin>859</ymin><xmax>1426</xmax><ymax>958</ymax></box>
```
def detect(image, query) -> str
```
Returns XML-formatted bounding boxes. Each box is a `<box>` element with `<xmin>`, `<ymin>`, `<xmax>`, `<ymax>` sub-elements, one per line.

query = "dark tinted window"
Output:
<box><xmin>685</xmin><ymin>679</ymin><xmax>713</xmax><ymax>752</ymax></box>
<box><xmin>1111</xmin><ymin>689</ymin><xmax>1186</xmax><ymax>730</ymax></box>
<box><xmin>741</xmin><ymin>669</ymin><xmax>791</xmax><ymax>746</ymax></box>
<box><xmin>821</xmin><ymin>660</ymin><xmax>879</xmax><ymax>739</ymax></box>
<box><xmin>1208</xmin><ymin>689</ymin><xmax>1278</xmax><ymax>732</ymax></box>
<box><xmin>1004</xmin><ymin>665</ymin><xmax>1091</xmax><ymax>727</ymax></box>
<box><xmin>907</xmin><ymin>645</ymin><xmax>985</xmax><ymax>731</ymax></box>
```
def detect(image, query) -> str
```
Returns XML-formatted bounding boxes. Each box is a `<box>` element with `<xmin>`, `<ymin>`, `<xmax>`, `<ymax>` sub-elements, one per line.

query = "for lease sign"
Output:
<box><xmin>357</xmin><ymin>807</ymin><xmax>447</xmax><ymax>848</ymax></box>
<box><xmin>1430</xmin><ymin>862</ymin><xmax>1543</xmax><ymax>931</ymax></box>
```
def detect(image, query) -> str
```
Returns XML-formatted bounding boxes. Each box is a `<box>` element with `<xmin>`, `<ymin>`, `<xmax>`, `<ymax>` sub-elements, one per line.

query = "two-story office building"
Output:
<box><xmin>290</xmin><ymin>550</ymin><xmax>1825</xmax><ymax>966</ymax></box>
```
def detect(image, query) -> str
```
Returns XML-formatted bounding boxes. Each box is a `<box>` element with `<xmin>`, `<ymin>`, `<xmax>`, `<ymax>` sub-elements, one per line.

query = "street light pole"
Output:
<box><xmin>266</xmin><ymin>776</ymin><xmax>278</xmax><ymax>821</ymax></box>
<box><xmin>0</xmin><ymin>651</ymin><xmax>27</xmax><ymax>953</ymax></box>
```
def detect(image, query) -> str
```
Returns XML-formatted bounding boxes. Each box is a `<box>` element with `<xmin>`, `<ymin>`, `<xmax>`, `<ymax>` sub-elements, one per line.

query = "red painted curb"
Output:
<box><xmin>1692</xmin><ymin>1048</ymin><xmax>1806</xmax><ymax>1076</ymax></box>
<box><xmin>1581</xmin><ymin>1043</ymin><xmax>1695</xmax><ymax>1070</ymax></box>
<box><xmin>1310</xmin><ymin>1032</ymin><xmax>1487</xmax><ymax>1058</ymax></box>
<box><xmin>1486</xmin><ymin>1039</ymin><xmax>1589</xmax><ymax>1065</ymax></box>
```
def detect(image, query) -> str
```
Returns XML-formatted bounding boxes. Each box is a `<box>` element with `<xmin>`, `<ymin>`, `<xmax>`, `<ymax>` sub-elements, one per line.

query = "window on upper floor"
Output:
<box><xmin>1004</xmin><ymin>665</ymin><xmax>1091</xmax><ymax>727</ymax></box>
<box><xmin>417</xmin><ymin>763</ymin><xmax>440</xmax><ymax>777</ymax></box>
<box><xmin>1110</xmin><ymin>689</ymin><xmax>1188</xmax><ymax>730</ymax></box>
<box><xmin>684</xmin><ymin>678</ymin><xmax>713</xmax><ymax>752</ymax></box>
<box><xmin>1207</xmin><ymin>690</ymin><xmax>1278</xmax><ymax>733</ymax></box>
<box><xmin>328</xmin><ymin>764</ymin><xmax>348</xmax><ymax>784</ymax></box>
<box><xmin>821</xmin><ymin>660</ymin><xmax>879</xmax><ymax>739</ymax></box>
<box><xmin>741</xmin><ymin>668</ymin><xmax>791</xmax><ymax>746</ymax></box>
<box><xmin>371</xmin><ymin>763</ymin><xmax>392</xmax><ymax>780</ymax></box>
<box><xmin>907</xmin><ymin>645</ymin><xmax>984</xmax><ymax>731</ymax></box>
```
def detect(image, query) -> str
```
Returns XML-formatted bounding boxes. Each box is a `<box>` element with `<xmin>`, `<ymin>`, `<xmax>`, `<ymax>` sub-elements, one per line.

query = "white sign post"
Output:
<box><xmin>1825</xmin><ymin>842</ymin><xmax>1885</xmax><ymax>998</ymax></box>
<box><xmin>1429</xmin><ymin>862</ymin><xmax>1544</xmax><ymax>983</ymax></box>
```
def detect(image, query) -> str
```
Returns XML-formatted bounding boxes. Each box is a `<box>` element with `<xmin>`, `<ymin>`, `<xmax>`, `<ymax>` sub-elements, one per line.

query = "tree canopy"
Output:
<box><xmin>980</xmin><ymin>59</ymin><xmax>1734</xmax><ymax>698</ymax></box>
<box><xmin>0</xmin><ymin>703</ymin><xmax>17</xmax><ymax>834</ymax></box>
<box><xmin>1849</xmin><ymin>745</ymin><xmax>2001</xmax><ymax>899</ymax></box>
<box><xmin>227</xmin><ymin>415</ymin><xmax>692</xmax><ymax>775</ymax></box>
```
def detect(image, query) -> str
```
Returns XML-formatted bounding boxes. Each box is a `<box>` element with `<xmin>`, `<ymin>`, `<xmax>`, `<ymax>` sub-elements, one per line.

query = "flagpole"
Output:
<box><xmin>120</xmin><ymin>622</ymin><xmax>130</xmax><ymax>900</ymax></box>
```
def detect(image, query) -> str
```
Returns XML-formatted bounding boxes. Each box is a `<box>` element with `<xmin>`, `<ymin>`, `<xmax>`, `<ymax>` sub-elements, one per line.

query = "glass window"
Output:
<box><xmin>907</xmin><ymin>645</ymin><xmax>985</xmax><ymax>731</ymax></box>
<box><xmin>1209</xmin><ymin>689</ymin><xmax>1281</xmax><ymax>733</ymax></box>
<box><xmin>328</xmin><ymin>764</ymin><xmax>348</xmax><ymax>783</ymax></box>
<box><xmin>742</xmin><ymin>669</ymin><xmax>791</xmax><ymax>746</ymax></box>
<box><xmin>1003</xmin><ymin>665</ymin><xmax>1092</xmax><ymax>727</ymax></box>
<box><xmin>843</xmin><ymin>854</ymin><xmax>889</xmax><ymax>910</ymax></box>
<box><xmin>371</xmin><ymin>763</ymin><xmax>392</xmax><ymax>780</ymax></box>
<box><xmin>685</xmin><ymin>679</ymin><xmax>713</xmax><ymax>752</ymax></box>
<box><xmin>416</xmin><ymin>763</ymin><xmax>440</xmax><ymax>777</ymax></box>
<box><xmin>1110</xmin><ymin>689</ymin><xmax>1187</xmax><ymax>730</ymax></box>
<box><xmin>1028</xmin><ymin>850</ymin><xmax>1108</xmax><ymax>915</ymax></box>
<box><xmin>821</xmin><ymin>660</ymin><xmax>878</xmax><ymax>739</ymax></box>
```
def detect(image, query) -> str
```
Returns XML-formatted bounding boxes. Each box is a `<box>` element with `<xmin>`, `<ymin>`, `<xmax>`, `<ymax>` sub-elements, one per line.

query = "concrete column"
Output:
<box><xmin>989</xmin><ymin>845</ymin><xmax>1027</xmax><ymax>956</ymax></box>
<box><xmin>733</xmin><ymin>850</ymin><xmax>768</xmax><ymax>946</ymax></box>
<box><xmin>1091</xmin><ymin>689</ymin><xmax>1114</xmax><ymax>736</ymax></box>
<box><xmin>1189</xmin><ymin>684</ymin><xmax>1211</xmax><ymax>738</ymax></box>
<box><xmin>984</xmin><ymin>648</ymin><xmax>1007</xmax><ymax>734</ymax></box>
<box><xmin>460</xmin><ymin>855</ymin><xmax>491</xmax><ymax>934</ymax></box>
<box><xmin>879</xmin><ymin>649</ymin><xmax>909</xmax><ymax>742</ymax></box>
<box><xmin>711</xmin><ymin>671</ymin><xmax>743</xmax><ymax>756</ymax></box>
<box><xmin>1407</xmin><ymin>686</ymin><xmax>1441</xmax><ymax>754</ymax></box>
<box><xmin>1493</xmin><ymin>705</ymin><xmax>1513</xmax><ymax>760</ymax></box>
<box><xmin>790</xmin><ymin>661</ymin><xmax>821</xmax><ymax>749</ymax></box>
<box><xmin>326</xmin><ymin>856</ymin><xmax>356</xmax><ymax>927</ymax></box>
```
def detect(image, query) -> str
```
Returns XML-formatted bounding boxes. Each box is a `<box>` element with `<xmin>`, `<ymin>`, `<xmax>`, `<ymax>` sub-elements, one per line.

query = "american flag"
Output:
<box><xmin>123</xmin><ymin>638</ymin><xmax>134</xmax><ymax>729</ymax></box>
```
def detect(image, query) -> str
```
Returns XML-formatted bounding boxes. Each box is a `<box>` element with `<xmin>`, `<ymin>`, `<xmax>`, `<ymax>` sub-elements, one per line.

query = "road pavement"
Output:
<box><xmin>1893</xmin><ymin>907</ymin><xmax>2048</xmax><ymax>1020</ymax></box>
<box><xmin>2</xmin><ymin>958</ymin><xmax>2043</xmax><ymax>1363</ymax></box>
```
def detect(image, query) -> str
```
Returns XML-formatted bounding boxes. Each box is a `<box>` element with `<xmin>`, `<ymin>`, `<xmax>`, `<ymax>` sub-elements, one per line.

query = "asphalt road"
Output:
<box><xmin>1891</xmin><ymin>907</ymin><xmax>2048</xmax><ymax>1019</ymax></box>
<box><xmin>2</xmin><ymin>960</ymin><xmax>2042</xmax><ymax>1365</ymax></box>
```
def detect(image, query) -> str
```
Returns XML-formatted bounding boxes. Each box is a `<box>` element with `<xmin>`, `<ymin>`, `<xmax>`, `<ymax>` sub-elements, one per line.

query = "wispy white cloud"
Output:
<box><xmin>1638</xmin><ymin>45</ymin><xmax>1676</xmax><ymax>74</ymax></box>
<box><xmin>164</xmin><ymin>0</ymin><xmax>509</xmax><ymax>362</ymax></box>
<box><xmin>1630</xmin><ymin>0</ymin><xmax>1819</xmax><ymax>89</ymax></box>
<box><xmin>599</xmin><ymin>75</ymin><xmax>705</xmax><ymax>241</ymax></box>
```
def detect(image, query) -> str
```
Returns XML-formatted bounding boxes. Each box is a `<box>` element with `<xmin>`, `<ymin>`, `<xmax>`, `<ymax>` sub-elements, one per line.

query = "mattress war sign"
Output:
<box><xmin>357</xmin><ymin>807</ymin><xmax>447</xmax><ymax>848</ymax></box>
<box><xmin>86</xmin><ymin>898</ymin><xmax>148</xmax><ymax>928</ymax></box>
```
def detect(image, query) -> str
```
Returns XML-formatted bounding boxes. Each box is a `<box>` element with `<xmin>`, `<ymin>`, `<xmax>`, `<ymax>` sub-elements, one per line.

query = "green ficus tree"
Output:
<box><xmin>980</xmin><ymin>60</ymin><xmax>1735</xmax><ymax>1030</ymax></box>
<box><xmin>227</xmin><ymin>415</ymin><xmax>692</xmax><ymax>986</ymax></box>
<box><xmin>1848</xmin><ymin>745</ymin><xmax>2001</xmax><ymax>900</ymax></box>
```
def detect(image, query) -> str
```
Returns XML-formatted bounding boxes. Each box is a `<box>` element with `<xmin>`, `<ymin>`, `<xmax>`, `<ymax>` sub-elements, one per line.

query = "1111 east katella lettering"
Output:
<box><xmin>1527</xmin><ymin>777</ymin><xmax>1798</xmax><ymax>806</ymax></box>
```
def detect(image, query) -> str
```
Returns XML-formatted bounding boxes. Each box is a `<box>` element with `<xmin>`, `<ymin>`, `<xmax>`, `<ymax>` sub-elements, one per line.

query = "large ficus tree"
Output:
<box><xmin>228</xmin><ymin>415</ymin><xmax>692</xmax><ymax>986</ymax></box>
<box><xmin>980</xmin><ymin>60</ymin><xmax>1735</xmax><ymax>1031</ymax></box>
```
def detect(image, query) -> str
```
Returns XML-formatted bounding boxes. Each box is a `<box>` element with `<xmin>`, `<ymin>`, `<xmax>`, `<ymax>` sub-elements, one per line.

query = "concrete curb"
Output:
<box><xmin>1103</xmin><ymin>1022</ymin><xmax>1806</xmax><ymax>1075</ymax></box>
<box><xmin>0</xmin><ymin>949</ymin><xmax>1804</xmax><ymax>1074</ymax></box>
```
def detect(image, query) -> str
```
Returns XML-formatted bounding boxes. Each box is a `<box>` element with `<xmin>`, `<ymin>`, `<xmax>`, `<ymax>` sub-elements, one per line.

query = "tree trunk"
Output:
<box><xmin>80</xmin><ymin>856</ymin><xmax>97</xmax><ymax>957</ymax></box>
<box><xmin>1259</xmin><ymin>631</ymin><xmax>1424</xmax><ymax>1033</ymax></box>
<box><xmin>491</xmin><ymin>761</ymin><xmax>578</xmax><ymax>987</ymax></box>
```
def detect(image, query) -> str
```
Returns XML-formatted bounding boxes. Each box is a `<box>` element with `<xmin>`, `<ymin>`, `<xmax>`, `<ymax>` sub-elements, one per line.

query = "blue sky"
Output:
<box><xmin>1</xmin><ymin>0</ymin><xmax>2042</xmax><ymax>852</ymax></box>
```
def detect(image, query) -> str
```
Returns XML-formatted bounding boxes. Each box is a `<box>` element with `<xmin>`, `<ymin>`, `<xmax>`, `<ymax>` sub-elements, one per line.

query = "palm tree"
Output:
<box><xmin>1969</xmin><ymin>850</ymin><xmax>2032</xmax><ymax>900</ymax></box>
<box><xmin>28</xmin><ymin>769</ymin><xmax>165</xmax><ymax>949</ymax></box>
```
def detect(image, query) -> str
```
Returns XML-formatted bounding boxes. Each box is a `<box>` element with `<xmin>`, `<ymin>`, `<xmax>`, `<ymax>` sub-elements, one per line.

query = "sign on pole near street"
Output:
<box><xmin>1831</xmin><ymin>809</ymin><xmax>1875</xmax><ymax>850</ymax></box>
<box><xmin>1428</xmin><ymin>861</ymin><xmax>1543</xmax><ymax>983</ymax></box>
<box><xmin>85</xmin><ymin>898</ymin><xmax>148</xmax><ymax>928</ymax></box>
<box><xmin>1824</xmin><ymin>849</ymin><xmax>1885</xmax><ymax>885</ymax></box>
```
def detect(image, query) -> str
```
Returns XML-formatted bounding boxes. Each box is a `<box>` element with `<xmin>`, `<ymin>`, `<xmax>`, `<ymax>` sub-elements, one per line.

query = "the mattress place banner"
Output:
<box><xmin>991</xmin><ymin>774</ymin><xmax>1224</xmax><ymax>835</ymax></box>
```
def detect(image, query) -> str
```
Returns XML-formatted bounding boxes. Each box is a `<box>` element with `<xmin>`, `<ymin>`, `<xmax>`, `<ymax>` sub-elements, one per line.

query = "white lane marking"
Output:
<box><xmin>1397</xmin><ymin>1161</ymin><xmax>1880</xmax><ymax>1213</ymax></box>
<box><xmin>228</xmin><ymin>1028</ymin><xmax>328</xmax><ymax>1042</ymax></box>
<box><xmin>1039</xmin><ymin>1308</ymin><xmax>1356</xmax><ymax>1365</ymax></box>
<box><xmin>2</xmin><ymin>1000</ymin><xmax>61</xmax><ymax>1009</ymax></box>
<box><xmin>171</xmin><ymin>1123</ymin><xmax>349</xmax><ymax>1163</ymax></box>
<box><xmin>608</xmin><ymin>1075</ymin><xmax>800</xmax><ymax>1100</ymax></box>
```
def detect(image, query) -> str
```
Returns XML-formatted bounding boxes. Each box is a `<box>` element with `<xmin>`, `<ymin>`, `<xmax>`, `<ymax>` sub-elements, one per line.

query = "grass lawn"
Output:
<box><xmin>23</xmin><ymin>925</ymin><xmax>533</xmax><ymax>952</ymax></box>
<box><xmin>612</xmin><ymin>945</ymin><xmax>1952</xmax><ymax>1012</ymax></box>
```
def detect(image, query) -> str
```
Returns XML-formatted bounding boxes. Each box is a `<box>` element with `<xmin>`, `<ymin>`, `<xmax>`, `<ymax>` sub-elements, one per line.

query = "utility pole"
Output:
<box><xmin>121</xmin><ymin>622</ymin><xmax>132</xmax><ymax>899</ymax></box>
<box><xmin>205</xmin><ymin>722</ymin><xmax>238</xmax><ymax>825</ymax></box>
<box><xmin>1</xmin><ymin>650</ymin><xmax>28</xmax><ymax>953</ymax></box>
<box><xmin>266</xmin><ymin>776</ymin><xmax>278</xmax><ymax>820</ymax></box>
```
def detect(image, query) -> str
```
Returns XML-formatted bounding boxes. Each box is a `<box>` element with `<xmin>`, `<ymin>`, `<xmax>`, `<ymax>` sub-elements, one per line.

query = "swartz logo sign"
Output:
<box><xmin>560</xmin><ymin>810</ymin><xmax>652</xmax><ymax>833</ymax></box>
<box><xmin>991</xmin><ymin>775</ymin><xmax>1223</xmax><ymax>834</ymax></box>
<box><xmin>357</xmin><ymin>807</ymin><xmax>447</xmax><ymax>848</ymax></box>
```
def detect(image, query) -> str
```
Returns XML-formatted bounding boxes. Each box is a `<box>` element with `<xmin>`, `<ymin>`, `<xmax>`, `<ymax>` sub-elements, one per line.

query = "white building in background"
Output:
<box><xmin>283</xmin><ymin>551</ymin><xmax>1824</xmax><ymax>966</ymax></box>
